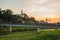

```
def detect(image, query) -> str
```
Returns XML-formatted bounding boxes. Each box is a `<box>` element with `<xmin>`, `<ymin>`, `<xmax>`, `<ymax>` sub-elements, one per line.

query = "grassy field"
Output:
<box><xmin>0</xmin><ymin>30</ymin><xmax>60</xmax><ymax>40</ymax></box>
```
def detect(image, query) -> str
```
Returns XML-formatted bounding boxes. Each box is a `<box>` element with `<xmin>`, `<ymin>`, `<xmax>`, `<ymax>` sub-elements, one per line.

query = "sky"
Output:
<box><xmin>0</xmin><ymin>0</ymin><xmax>60</xmax><ymax>23</ymax></box>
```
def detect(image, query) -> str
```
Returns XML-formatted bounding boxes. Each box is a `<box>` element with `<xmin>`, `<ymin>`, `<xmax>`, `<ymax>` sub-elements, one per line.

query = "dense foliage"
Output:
<box><xmin>0</xmin><ymin>8</ymin><xmax>38</xmax><ymax>24</ymax></box>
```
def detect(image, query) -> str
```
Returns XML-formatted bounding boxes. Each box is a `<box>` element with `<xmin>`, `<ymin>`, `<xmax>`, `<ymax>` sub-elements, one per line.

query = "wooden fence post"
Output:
<box><xmin>37</xmin><ymin>28</ymin><xmax>40</xmax><ymax>32</ymax></box>
<box><xmin>10</xmin><ymin>26</ymin><xmax>12</xmax><ymax>32</ymax></box>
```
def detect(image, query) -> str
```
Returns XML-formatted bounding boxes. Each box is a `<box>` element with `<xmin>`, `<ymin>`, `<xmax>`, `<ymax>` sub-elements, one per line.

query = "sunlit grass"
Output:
<box><xmin>0</xmin><ymin>30</ymin><xmax>60</xmax><ymax>40</ymax></box>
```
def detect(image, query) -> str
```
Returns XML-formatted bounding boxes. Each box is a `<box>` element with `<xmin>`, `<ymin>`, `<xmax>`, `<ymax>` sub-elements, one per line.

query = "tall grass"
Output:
<box><xmin>0</xmin><ymin>30</ymin><xmax>60</xmax><ymax>40</ymax></box>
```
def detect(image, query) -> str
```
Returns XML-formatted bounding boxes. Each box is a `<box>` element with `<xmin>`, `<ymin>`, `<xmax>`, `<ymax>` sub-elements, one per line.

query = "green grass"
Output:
<box><xmin>0</xmin><ymin>30</ymin><xmax>60</xmax><ymax>40</ymax></box>
<box><xmin>0</xmin><ymin>31</ymin><xmax>37</xmax><ymax>40</ymax></box>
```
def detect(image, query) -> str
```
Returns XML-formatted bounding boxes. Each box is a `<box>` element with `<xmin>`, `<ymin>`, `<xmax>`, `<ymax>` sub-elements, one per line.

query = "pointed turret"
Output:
<box><xmin>21</xmin><ymin>10</ymin><xmax>23</xmax><ymax>14</ymax></box>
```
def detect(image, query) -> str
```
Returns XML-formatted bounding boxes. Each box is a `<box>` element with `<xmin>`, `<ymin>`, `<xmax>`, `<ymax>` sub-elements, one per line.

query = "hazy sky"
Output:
<box><xmin>0</xmin><ymin>0</ymin><xmax>60</xmax><ymax>21</ymax></box>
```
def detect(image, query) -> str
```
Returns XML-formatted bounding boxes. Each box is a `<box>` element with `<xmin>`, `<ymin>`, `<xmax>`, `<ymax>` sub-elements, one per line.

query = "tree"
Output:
<box><xmin>12</xmin><ymin>15</ymin><xmax>22</xmax><ymax>23</ymax></box>
<box><xmin>0</xmin><ymin>8</ymin><xmax>3</xmax><ymax>18</ymax></box>
<box><xmin>0</xmin><ymin>9</ymin><xmax>5</xmax><ymax>23</ymax></box>
<box><xmin>22</xmin><ymin>13</ymin><xmax>29</xmax><ymax>21</ymax></box>
<box><xmin>0</xmin><ymin>8</ymin><xmax>2</xmax><ymax>14</ymax></box>
<box><xmin>28</xmin><ymin>17</ymin><xmax>36</xmax><ymax>24</ymax></box>
<box><xmin>21</xmin><ymin>13</ymin><xmax>29</xmax><ymax>24</ymax></box>
<box><xmin>2</xmin><ymin>9</ymin><xmax>13</xmax><ymax>23</ymax></box>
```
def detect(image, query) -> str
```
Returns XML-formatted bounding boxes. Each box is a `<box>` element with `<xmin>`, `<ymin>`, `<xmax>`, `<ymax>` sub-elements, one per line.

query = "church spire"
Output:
<box><xmin>21</xmin><ymin>10</ymin><xmax>24</xmax><ymax>17</ymax></box>
<box><xmin>21</xmin><ymin>10</ymin><xmax>23</xmax><ymax>14</ymax></box>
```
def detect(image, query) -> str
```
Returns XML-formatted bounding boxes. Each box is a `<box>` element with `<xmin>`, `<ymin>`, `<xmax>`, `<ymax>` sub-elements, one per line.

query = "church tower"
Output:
<box><xmin>21</xmin><ymin>10</ymin><xmax>23</xmax><ymax>17</ymax></box>
<box><xmin>21</xmin><ymin>10</ymin><xmax>23</xmax><ymax>14</ymax></box>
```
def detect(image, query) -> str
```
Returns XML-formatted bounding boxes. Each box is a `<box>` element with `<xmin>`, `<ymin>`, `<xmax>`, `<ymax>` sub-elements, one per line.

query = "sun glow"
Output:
<box><xmin>0</xmin><ymin>0</ymin><xmax>60</xmax><ymax>23</ymax></box>
<box><xmin>35</xmin><ymin>16</ymin><xmax>60</xmax><ymax>23</ymax></box>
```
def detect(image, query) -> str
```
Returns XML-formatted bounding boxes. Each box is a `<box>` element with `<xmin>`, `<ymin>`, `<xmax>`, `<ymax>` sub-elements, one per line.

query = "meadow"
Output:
<box><xmin>0</xmin><ymin>28</ymin><xmax>60</xmax><ymax>40</ymax></box>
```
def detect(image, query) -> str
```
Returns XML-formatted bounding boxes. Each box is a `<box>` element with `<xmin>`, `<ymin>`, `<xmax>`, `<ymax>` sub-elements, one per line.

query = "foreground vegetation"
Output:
<box><xmin>0</xmin><ymin>30</ymin><xmax>60</xmax><ymax>40</ymax></box>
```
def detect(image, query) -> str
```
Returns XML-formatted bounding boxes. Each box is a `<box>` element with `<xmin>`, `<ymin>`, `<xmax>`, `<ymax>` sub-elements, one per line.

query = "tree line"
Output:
<box><xmin>0</xmin><ymin>8</ymin><xmax>39</xmax><ymax>25</ymax></box>
<box><xmin>0</xmin><ymin>8</ymin><xmax>60</xmax><ymax>26</ymax></box>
